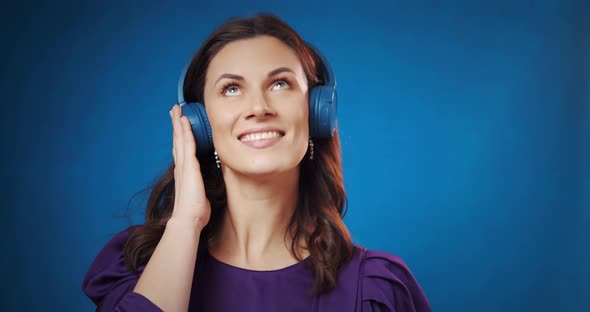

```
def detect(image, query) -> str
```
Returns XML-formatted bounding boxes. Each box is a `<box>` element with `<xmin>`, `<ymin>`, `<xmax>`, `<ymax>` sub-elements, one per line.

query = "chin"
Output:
<box><xmin>228</xmin><ymin>154</ymin><xmax>303</xmax><ymax>178</ymax></box>
<box><xmin>239</xmin><ymin>162</ymin><xmax>297</xmax><ymax>177</ymax></box>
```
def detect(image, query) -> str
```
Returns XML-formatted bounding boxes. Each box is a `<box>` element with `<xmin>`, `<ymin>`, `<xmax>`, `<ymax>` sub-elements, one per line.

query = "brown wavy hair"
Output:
<box><xmin>121</xmin><ymin>12</ymin><xmax>353</xmax><ymax>296</ymax></box>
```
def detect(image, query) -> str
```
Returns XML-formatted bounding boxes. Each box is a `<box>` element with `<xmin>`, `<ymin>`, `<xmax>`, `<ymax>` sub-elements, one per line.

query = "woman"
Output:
<box><xmin>82</xmin><ymin>13</ymin><xmax>431</xmax><ymax>312</ymax></box>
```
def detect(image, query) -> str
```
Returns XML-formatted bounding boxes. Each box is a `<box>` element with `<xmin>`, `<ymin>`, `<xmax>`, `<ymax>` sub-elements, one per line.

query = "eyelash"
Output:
<box><xmin>219</xmin><ymin>77</ymin><xmax>291</xmax><ymax>95</ymax></box>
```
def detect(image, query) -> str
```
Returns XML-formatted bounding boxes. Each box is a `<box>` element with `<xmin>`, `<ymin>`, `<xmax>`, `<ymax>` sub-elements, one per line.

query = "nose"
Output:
<box><xmin>245</xmin><ymin>92</ymin><xmax>277</xmax><ymax>120</ymax></box>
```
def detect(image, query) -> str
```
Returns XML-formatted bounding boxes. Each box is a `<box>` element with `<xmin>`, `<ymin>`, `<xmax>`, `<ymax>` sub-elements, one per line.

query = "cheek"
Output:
<box><xmin>287</xmin><ymin>97</ymin><xmax>309</xmax><ymax>128</ymax></box>
<box><xmin>285</xmin><ymin>104</ymin><xmax>310</xmax><ymax>155</ymax></box>
<box><xmin>205</xmin><ymin>107</ymin><xmax>236</xmax><ymax>145</ymax></box>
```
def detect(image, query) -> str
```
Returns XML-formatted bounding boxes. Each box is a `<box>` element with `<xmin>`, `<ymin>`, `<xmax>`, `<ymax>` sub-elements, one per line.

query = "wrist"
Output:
<box><xmin>167</xmin><ymin>216</ymin><xmax>207</xmax><ymax>232</ymax></box>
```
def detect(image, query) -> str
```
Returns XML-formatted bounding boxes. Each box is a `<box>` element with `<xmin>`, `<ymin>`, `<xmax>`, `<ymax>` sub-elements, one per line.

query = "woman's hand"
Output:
<box><xmin>169</xmin><ymin>104</ymin><xmax>211</xmax><ymax>230</ymax></box>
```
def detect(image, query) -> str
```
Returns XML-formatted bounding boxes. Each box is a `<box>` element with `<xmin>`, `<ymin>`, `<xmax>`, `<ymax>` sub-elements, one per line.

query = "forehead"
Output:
<box><xmin>206</xmin><ymin>35</ymin><xmax>305</xmax><ymax>82</ymax></box>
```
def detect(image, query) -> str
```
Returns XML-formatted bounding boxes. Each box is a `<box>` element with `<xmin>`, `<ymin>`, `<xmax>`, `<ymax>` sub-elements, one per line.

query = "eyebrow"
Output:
<box><xmin>214</xmin><ymin>67</ymin><xmax>296</xmax><ymax>86</ymax></box>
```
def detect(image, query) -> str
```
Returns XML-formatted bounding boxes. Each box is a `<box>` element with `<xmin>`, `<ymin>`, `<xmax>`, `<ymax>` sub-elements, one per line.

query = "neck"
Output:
<box><xmin>209</xmin><ymin>166</ymin><xmax>307</xmax><ymax>269</ymax></box>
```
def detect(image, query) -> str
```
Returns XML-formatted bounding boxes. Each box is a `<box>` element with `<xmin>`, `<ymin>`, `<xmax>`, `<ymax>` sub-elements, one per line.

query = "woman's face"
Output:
<box><xmin>203</xmin><ymin>35</ymin><xmax>310</xmax><ymax>177</ymax></box>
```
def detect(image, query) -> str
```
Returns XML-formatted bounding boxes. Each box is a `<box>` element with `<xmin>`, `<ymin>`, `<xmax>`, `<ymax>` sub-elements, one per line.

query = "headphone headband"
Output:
<box><xmin>177</xmin><ymin>57</ymin><xmax>191</xmax><ymax>105</ymax></box>
<box><xmin>305</xmin><ymin>42</ymin><xmax>336</xmax><ymax>90</ymax></box>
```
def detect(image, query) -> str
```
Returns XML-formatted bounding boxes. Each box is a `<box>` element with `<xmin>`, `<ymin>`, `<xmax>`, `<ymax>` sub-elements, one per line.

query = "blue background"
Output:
<box><xmin>1</xmin><ymin>0</ymin><xmax>588</xmax><ymax>311</ymax></box>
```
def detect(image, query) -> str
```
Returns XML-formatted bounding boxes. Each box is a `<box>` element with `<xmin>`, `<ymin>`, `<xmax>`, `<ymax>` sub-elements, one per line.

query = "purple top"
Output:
<box><xmin>82</xmin><ymin>226</ymin><xmax>431</xmax><ymax>311</ymax></box>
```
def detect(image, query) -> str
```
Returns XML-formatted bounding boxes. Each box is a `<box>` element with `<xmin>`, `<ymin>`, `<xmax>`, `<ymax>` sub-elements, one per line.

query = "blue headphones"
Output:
<box><xmin>176</xmin><ymin>42</ymin><xmax>337</xmax><ymax>156</ymax></box>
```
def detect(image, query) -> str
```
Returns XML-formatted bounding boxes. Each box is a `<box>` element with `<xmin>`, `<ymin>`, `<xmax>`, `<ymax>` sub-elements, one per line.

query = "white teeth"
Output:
<box><xmin>240</xmin><ymin>131</ymin><xmax>282</xmax><ymax>142</ymax></box>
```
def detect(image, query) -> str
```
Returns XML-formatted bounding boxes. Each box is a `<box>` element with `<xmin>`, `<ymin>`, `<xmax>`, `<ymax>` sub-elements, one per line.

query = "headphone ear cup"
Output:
<box><xmin>309</xmin><ymin>85</ymin><xmax>337</xmax><ymax>138</ymax></box>
<box><xmin>179</xmin><ymin>102</ymin><xmax>214</xmax><ymax>156</ymax></box>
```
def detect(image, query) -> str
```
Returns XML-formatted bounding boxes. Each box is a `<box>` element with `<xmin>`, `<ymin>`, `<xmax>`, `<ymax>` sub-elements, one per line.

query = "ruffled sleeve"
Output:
<box><xmin>360</xmin><ymin>250</ymin><xmax>432</xmax><ymax>312</ymax></box>
<box><xmin>82</xmin><ymin>226</ymin><xmax>163</xmax><ymax>312</ymax></box>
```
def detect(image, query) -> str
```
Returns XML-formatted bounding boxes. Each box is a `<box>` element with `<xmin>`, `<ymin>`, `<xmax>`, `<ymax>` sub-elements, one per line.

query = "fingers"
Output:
<box><xmin>170</xmin><ymin>104</ymin><xmax>197</xmax><ymax>166</ymax></box>
<box><xmin>181</xmin><ymin>114</ymin><xmax>197</xmax><ymax>157</ymax></box>
<box><xmin>170</xmin><ymin>105</ymin><xmax>184</xmax><ymax>165</ymax></box>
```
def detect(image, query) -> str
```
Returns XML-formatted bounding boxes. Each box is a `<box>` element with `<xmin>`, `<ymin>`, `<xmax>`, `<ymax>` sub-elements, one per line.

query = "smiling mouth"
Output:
<box><xmin>239</xmin><ymin>131</ymin><xmax>285</xmax><ymax>142</ymax></box>
<box><xmin>238</xmin><ymin>131</ymin><xmax>285</xmax><ymax>149</ymax></box>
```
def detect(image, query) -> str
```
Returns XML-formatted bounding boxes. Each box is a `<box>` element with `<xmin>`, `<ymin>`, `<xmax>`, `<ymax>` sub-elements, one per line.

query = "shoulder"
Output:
<box><xmin>83</xmin><ymin>225</ymin><xmax>141</xmax><ymax>283</ymax></box>
<box><xmin>82</xmin><ymin>225</ymin><xmax>148</xmax><ymax>306</ymax></box>
<box><xmin>356</xmin><ymin>246</ymin><xmax>432</xmax><ymax>312</ymax></box>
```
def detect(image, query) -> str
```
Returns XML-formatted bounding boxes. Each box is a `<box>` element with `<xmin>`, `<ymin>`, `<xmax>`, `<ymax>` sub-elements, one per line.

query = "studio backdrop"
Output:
<box><xmin>1</xmin><ymin>0</ymin><xmax>588</xmax><ymax>311</ymax></box>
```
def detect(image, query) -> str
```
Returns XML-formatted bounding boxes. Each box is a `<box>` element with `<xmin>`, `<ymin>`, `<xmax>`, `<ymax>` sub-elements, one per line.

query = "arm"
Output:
<box><xmin>84</xmin><ymin>106</ymin><xmax>210</xmax><ymax>311</ymax></box>
<box><xmin>131</xmin><ymin>104</ymin><xmax>211</xmax><ymax>310</ymax></box>
<box><xmin>132</xmin><ymin>218</ymin><xmax>203</xmax><ymax>312</ymax></box>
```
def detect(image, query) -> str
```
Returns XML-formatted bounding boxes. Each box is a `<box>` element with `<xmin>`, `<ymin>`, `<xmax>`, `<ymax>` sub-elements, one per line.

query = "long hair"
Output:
<box><xmin>122</xmin><ymin>13</ymin><xmax>353</xmax><ymax>296</ymax></box>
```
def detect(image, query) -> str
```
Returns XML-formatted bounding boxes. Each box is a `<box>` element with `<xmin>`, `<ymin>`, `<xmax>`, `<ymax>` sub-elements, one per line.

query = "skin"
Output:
<box><xmin>203</xmin><ymin>35</ymin><xmax>311</xmax><ymax>270</ymax></box>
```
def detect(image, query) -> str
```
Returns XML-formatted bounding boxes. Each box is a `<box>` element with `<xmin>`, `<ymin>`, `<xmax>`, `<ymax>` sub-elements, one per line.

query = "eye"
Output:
<box><xmin>220</xmin><ymin>81</ymin><xmax>241</xmax><ymax>96</ymax></box>
<box><xmin>271</xmin><ymin>78</ymin><xmax>290</xmax><ymax>91</ymax></box>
